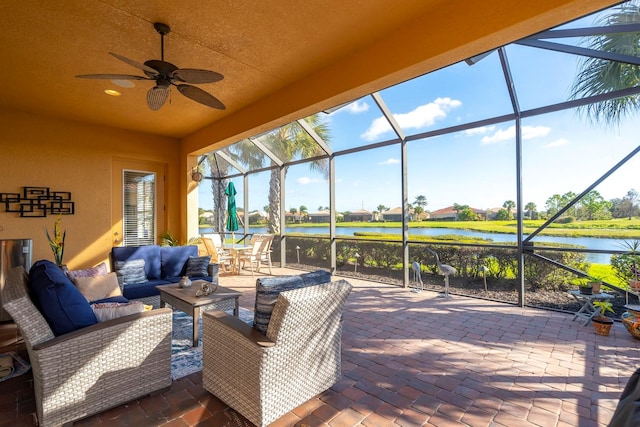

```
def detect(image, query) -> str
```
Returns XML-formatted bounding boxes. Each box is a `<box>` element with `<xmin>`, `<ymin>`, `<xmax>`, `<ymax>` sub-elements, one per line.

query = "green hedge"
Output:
<box><xmin>285</xmin><ymin>236</ymin><xmax>589</xmax><ymax>291</ymax></box>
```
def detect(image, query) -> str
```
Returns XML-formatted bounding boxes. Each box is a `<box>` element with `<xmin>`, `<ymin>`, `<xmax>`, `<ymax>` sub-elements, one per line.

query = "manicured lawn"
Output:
<box><xmin>325</xmin><ymin>219</ymin><xmax>640</xmax><ymax>239</ymax></box>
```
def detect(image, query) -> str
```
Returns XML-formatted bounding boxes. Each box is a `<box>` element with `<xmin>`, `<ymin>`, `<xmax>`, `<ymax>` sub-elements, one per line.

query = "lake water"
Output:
<box><xmin>201</xmin><ymin>226</ymin><xmax>627</xmax><ymax>264</ymax></box>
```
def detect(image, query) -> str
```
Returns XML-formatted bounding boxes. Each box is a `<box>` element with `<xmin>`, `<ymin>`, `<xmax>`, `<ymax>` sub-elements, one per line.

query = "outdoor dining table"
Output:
<box><xmin>223</xmin><ymin>244</ymin><xmax>253</xmax><ymax>274</ymax></box>
<box><xmin>568</xmin><ymin>290</ymin><xmax>615</xmax><ymax>326</ymax></box>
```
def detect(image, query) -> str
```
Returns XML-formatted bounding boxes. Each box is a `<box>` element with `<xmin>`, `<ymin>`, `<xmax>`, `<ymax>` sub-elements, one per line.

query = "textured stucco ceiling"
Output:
<box><xmin>0</xmin><ymin>0</ymin><xmax>617</xmax><ymax>149</ymax></box>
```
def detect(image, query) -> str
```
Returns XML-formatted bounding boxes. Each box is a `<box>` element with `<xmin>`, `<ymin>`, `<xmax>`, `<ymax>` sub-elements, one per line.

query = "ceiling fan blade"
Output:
<box><xmin>75</xmin><ymin>73</ymin><xmax>151</xmax><ymax>80</ymax></box>
<box><xmin>147</xmin><ymin>86</ymin><xmax>169</xmax><ymax>111</ymax></box>
<box><xmin>172</xmin><ymin>69</ymin><xmax>224</xmax><ymax>84</ymax></box>
<box><xmin>110</xmin><ymin>52</ymin><xmax>158</xmax><ymax>75</ymax></box>
<box><xmin>176</xmin><ymin>84</ymin><xmax>225</xmax><ymax>110</ymax></box>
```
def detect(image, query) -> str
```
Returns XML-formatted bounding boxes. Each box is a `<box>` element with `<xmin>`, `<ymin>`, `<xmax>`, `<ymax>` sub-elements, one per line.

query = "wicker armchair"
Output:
<box><xmin>1</xmin><ymin>266</ymin><xmax>172</xmax><ymax>427</ymax></box>
<box><xmin>202</xmin><ymin>280</ymin><xmax>352</xmax><ymax>427</ymax></box>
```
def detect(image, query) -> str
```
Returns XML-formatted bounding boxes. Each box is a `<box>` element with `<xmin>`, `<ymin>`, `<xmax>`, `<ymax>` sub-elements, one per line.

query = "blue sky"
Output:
<box><xmin>199</xmin><ymin>4</ymin><xmax>639</xmax><ymax>215</ymax></box>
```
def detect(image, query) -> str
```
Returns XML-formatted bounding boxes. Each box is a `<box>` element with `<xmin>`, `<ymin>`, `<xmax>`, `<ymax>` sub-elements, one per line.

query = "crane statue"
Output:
<box><xmin>426</xmin><ymin>248</ymin><xmax>456</xmax><ymax>298</ymax></box>
<box><xmin>411</xmin><ymin>261</ymin><xmax>423</xmax><ymax>293</ymax></box>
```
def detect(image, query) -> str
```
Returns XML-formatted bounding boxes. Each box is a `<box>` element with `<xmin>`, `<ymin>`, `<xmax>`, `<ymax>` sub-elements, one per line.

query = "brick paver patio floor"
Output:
<box><xmin>2</xmin><ymin>267</ymin><xmax>639</xmax><ymax>426</ymax></box>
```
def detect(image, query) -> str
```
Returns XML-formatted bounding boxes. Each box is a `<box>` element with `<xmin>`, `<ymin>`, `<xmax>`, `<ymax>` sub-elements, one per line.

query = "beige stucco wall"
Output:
<box><xmin>0</xmin><ymin>108</ymin><xmax>182</xmax><ymax>270</ymax></box>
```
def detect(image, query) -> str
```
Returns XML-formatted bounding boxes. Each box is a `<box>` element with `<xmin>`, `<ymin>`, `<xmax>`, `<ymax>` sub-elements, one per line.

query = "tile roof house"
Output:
<box><xmin>429</xmin><ymin>206</ymin><xmax>487</xmax><ymax>220</ymax></box>
<box><xmin>343</xmin><ymin>209</ymin><xmax>373</xmax><ymax>222</ymax></box>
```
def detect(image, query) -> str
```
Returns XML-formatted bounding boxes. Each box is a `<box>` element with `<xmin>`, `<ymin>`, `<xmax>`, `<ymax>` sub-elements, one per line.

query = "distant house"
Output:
<box><xmin>307</xmin><ymin>210</ymin><xmax>342</xmax><ymax>223</ymax></box>
<box><xmin>248</xmin><ymin>210</ymin><xmax>267</xmax><ymax>224</ymax></box>
<box><xmin>381</xmin><ymin>207</ymin><xmax>413</xmax><ymax>222</ymax></box>
<box><xmin>430</xmin><ymin>206</ymin><xmax>487</xmax><ymax>220</ymax></box>
<box><xmin>285</xmin><ymin>211</ymin><xmax>304</xmax><ymax>223</ymax></box>
<box><xmin>308</xmin><ymin>210</ymin><xmax>331</xmax><ymax>223</ymax></box>
<box><xmin>429</xmin><ymin>206</ymin><xmax>458</xmax><ymax>220</ymax></box>
<box><xmin>344</xmin><ymin>209</ymin><xmax>373</xmax><ymax>222</ymax></box>
<box><xmin>199</xmin><ymin>211</ymin><xmax>215</xmax><ymax>224</ymax></box>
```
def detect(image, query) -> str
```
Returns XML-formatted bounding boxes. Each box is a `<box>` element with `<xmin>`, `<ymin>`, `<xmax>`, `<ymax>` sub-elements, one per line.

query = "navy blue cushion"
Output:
<box><xmin>29</xmin><ymin>260</ymin><xmax>98</xmax><ymax>336</ymax></box>
<box><xmin>111</xmin><ymin>245</ymin><xmax>161</xmax><ymax>280</ymax></box>
<box><xmin>160</xmin><ymin>245</ymin><xmax>197</xmax><ymax>278</ymax></box>
<box><xmin>253</xmin><ymin>270</ymin><xmax>332</xmax><ymax>334</ymax></box>
<box><xmin>121</xmin><ymin>278</ymin><xmax>168</xmax><ymax>300</ymax></box>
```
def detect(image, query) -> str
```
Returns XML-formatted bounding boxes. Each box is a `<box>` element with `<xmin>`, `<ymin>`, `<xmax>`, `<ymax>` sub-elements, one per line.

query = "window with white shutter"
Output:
<box><xmin>123</xmin><ymin>170</ymin><xmax>156</xmax><ymax>246</ymax></box>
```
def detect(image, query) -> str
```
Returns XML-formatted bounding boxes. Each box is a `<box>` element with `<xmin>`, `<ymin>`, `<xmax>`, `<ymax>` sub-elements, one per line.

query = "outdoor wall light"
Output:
<box><xmin>192</xmin><ymin>169</ymin><xmax>204</xmax><ymax>183</ymax></box>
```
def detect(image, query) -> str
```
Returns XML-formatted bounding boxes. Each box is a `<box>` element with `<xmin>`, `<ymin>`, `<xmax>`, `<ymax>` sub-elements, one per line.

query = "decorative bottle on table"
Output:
<box><xmin>179</xmin><ymin>276</ymin><xmax>192</xmax><ymax>288</ymax></box>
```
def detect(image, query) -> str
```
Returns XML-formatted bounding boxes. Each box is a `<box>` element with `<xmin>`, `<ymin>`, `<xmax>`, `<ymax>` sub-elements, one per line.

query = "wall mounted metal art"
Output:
<box><xmin>0</xmin><ymin>187</ymin><xmax>75</xmax><ymax>217</ymax></box>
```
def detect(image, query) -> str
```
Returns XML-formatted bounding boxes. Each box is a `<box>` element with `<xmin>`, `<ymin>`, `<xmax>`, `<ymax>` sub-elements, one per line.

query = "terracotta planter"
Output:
<box><xmin>592</xmin><ymin>316</ymin><xmax>613</xmax><ymax>336</ymax></box>
<box><xmin>590</xmin><ymin>282</ymin><xmax>601</xmax><ymax>294</ymax></box>
<box><xmin>622</xmin><ymin>304</ymin><xmax>640</xmax><ymax>340</ymax></box>
<box><xmin>629</xmin><ymin>280</ymin><xmax>640</xmax><ymax>292</ymax></box>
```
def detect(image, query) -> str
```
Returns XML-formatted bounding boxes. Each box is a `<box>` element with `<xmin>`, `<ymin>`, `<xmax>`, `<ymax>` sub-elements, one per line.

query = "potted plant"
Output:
<box><xmin>592</xmin><ymin>301</ymin><xmax>615</xmax><ymax>336</ymax></box>
<box><xmin>612</xmin><ymin>240</ymin><xmax>640</xmax><ymax>292</ymax></box>
<box><xmin>586</xmin><ymin>274</ymin><xmax>605</xmax><ymax>294</ymax></box>
<box><xmin>44</xmin><ymin>215</ymin><xmax>66</xmax><ymax>267</ymax></box>
<box><xmin>578</xmin><ymin>279</ymin><xmax>593</xmax><ymax>295</ymax></box>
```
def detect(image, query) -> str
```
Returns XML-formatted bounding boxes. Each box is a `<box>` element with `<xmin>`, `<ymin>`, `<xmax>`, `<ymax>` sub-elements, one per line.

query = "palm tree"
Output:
<box><xmin>414</xmin><ymin>195</ymin><xmax>428</xmax><ymax>210</ymax></box>
<box><xmin>206</xmin><ymin>153</ymin><xmax>229</xmax><ymax>233</ymax></box>
<box><xmin>376</xmin><ymin>204</ymin><xmax>389</xmax><ymax>221</ymax></box>
<box><xmin>262</xmin><ymin>116</ymin><xmax>330</xmax><ymax>233</ymax></box>
<box><xmin>503</xmin><ymin>200</ymin><xmax>516</xmax><ymax>219</ymax></box>
<box><xmin>569</xmin><ymin>1</ymin><xmax>640</xmax><ymax>126</ymax></box>
<box><xmin>452</xmin><ymin>203</ymin><xmax>468</xmax><ymax>220</ymax></box>
<box><xmin>225</xmin><ymin>117</ymin><xmax>330</xmax><ymax>234</ymax></box>
<box><xmin>265</xmin><ymin>114</ymin><xmax>330</xmax><ymax>234</ymax></box>
<box><xmin>413</xmin><ymin>195</ymin><xmax>428</xmax><ymax>221</ymax></box>
<box><xmin>525</xmin><ymin>202</ymin><xmax>537</xmax><ymax>219</ymax></box>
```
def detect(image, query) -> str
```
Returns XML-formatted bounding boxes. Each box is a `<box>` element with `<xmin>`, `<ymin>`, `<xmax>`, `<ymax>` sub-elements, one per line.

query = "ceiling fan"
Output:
<box><xmin>76</xmin><ymin>22</ymin><xmax>225</xmax><ymax>111</ymax></box>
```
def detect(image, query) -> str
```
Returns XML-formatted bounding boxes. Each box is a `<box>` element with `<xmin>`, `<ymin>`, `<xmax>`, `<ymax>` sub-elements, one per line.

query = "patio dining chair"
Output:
<box><xmin>237</xmin><ymin>234</ymin><xmax>268</xmax><ymax>276</ymax></box>
<box><xmin>201</xmin><ymin>234</ymin><xmax>233</xmax><ymax>272</ymax></box>
<box><xmin>256</xmin><ymin>233</ymin><xmax>274</xmax><ymax>274</ymax></box>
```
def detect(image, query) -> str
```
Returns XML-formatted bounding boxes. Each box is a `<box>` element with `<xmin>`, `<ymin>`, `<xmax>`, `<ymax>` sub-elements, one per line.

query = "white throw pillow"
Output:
<box><xmin>90</xmin><ymin>301</ymin><xmax>145</xmax><ymax>322</ymax></box>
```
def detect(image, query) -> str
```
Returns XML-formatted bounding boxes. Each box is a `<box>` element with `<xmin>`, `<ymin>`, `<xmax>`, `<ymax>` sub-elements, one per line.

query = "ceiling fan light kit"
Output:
<box><xmin>76</xmin><ymin>22</ymin><xmax>225</xmax><ymax>111</ymax></box>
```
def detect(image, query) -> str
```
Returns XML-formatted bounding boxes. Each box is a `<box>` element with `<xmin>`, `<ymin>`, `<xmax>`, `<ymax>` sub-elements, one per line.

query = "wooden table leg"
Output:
<box><xmin>192</xmin><ymin>306</ymin><xmax>200</xmax><ymax>347</ymax></box>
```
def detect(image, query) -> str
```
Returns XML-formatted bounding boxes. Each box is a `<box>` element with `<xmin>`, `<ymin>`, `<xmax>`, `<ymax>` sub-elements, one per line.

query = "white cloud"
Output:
<box><xmin>546</xmin><ymin>138</ymin><xmax>568</xmax><ymax>148</ymax></box>
<box><xmin>346</xmin><ymin>100</ymin><xmax>369</xmax><ymax>114</ymax></box>
<box><xmin>481</xmin><ymin>125</ymin><xmax>551</xmax><ymax>144</ymax></box>
<box><xmin>297</xmin><ymin>176</ymin><xmax>325</xmax><ymax>185</ymax></box>
<box><xmin>360</xmin><ymin>97</ymin><xmax>462</xmax><ymax>141</ymax></box>
<box><xmin>523</xmin><ymin>126</ymin><xmax>551</xmax><ymax>139</ymax></box>
<box><xmin>464</xmin><ymin>125</ymin><xmax>495</xmax><ymax>136</ymax></box>
<box><xmin>378</xmin><ymin>158</ymin><xmax>400</xmax><ymax>165</ymax></box>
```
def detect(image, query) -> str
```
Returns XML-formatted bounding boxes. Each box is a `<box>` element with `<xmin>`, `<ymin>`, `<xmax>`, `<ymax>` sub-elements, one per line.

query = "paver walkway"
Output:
<box><xmin>2</xmin><ymin>268</ymin><xmax>639</xmax><ymax>426</ymax></box>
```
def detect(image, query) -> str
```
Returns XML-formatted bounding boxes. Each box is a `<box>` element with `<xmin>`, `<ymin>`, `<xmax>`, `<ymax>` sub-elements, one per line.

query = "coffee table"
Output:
<box><xmin>156</xmin><ymin>282</ymin><xmax>242</xmax><ymax>346</ymax></box>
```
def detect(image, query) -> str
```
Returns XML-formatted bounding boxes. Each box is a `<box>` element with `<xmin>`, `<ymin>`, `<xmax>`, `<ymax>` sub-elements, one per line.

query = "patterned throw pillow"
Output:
<box><xmin>185</xmin><ymin>255</ymin><xmax>211</xmax><ymax>277</ymax></box>
<box><xmin>66</xmin><ymin>262</ymin><xmax>108</xmax><ymax>280</ymax></box>
<box><xmin>253</xmin><ymin>270</ymin><xmax>332</xmax><ymax>334</ymax></box>
<box><xmin>114</xmin><ymin>259</ymin><xmax>148</xmax><ymax>286</ymax></box>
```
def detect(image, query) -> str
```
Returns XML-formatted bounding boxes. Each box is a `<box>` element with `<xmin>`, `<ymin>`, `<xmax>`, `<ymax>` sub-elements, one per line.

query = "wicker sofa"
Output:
<box><xmin>1</xmin><ymin>265</ymin><xmax>172</xmax><ymax>427</ymax></box>
<box><xmin>202</xmin><ymin>272</ymin><xmax>352</xmax><ymax>427</ymax></box>
<box><xmin>110</xmin><ymin>244</ymin><xmax>219</xmax><ymax>307</ymax></box>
